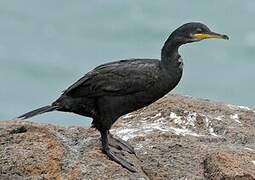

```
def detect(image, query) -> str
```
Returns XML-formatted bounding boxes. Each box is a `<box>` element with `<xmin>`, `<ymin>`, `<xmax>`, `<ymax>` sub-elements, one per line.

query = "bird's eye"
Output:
<box><xmin>196</xmin><ymin>28</ymin><xmax>202</xmax><ymax>33</ymax></box>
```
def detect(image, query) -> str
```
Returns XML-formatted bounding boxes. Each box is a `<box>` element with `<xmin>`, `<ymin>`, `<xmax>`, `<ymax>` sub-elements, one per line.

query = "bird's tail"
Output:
<box><xmin>16</xmin><ymin>105</ymin><xmax>59</xmax><ymax>120</ymax></box>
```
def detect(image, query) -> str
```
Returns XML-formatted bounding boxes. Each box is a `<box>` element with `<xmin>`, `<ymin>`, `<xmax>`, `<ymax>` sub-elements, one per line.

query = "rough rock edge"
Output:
<box><xmin>0</xmin><ymin>94</ymin><xmax>255</xmax><ymax>179</ymax></box>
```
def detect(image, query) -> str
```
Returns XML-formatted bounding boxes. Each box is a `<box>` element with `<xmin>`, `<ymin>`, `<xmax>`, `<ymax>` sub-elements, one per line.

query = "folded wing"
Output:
<box><xmin>63</xmin><ymin>59</ymin><xmax>160</xmax><ymax>98</ymax></box>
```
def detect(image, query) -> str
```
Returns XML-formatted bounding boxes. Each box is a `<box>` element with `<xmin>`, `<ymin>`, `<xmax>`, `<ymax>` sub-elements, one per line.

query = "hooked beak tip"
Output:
<box><xmin>221</xmin><ymin>34</ymin><xmax>229</xmax><ymax>40</ymax></box>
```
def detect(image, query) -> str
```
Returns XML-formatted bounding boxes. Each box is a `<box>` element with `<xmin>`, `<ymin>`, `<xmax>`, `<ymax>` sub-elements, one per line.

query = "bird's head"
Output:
<box><xmin>167</xmin><ymin>22</ymin><xmax>229</xmax><ymax>46</ymax></box>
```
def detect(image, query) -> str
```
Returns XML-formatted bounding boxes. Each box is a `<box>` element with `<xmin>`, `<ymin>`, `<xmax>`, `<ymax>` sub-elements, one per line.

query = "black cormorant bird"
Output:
<box><xmin>17</xmin><ymin>22</ymin><xmax>229</xmax><ymax>172</ymax></box>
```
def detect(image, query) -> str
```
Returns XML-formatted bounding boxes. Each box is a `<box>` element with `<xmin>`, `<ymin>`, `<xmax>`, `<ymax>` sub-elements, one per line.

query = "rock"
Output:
<box><xmin>0</xmin><ymin>94</ymin><xmax>255</xmax><ymax>179</ymax></box>
<box><xmin>204</xmin><ymin>151</ymin><xmax>255</xmax><ymax>180</ymax></box>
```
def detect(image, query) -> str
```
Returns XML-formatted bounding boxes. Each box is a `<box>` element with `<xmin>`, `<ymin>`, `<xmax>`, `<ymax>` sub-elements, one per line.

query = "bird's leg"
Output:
<box><xmin>108</xmin><ymin>132</ymin><xmax>136</xmax><ymax>155</ymax></box>
<box><xmin>100</xmin><ymin>130</ymin><xmax>136</xmax><ymax>172</ymax></box>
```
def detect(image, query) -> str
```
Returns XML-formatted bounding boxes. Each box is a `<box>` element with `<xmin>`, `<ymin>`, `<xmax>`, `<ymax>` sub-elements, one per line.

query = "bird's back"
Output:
<box><xmin>63</xmin><ymin>58</ymin><xmax>162</xmax><ymax>97</ymax></box>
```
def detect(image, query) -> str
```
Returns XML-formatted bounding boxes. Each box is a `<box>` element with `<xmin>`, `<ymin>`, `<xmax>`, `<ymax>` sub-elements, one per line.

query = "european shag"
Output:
<box><xmin>17</xmin><ymin>22</ymin><xmax>229</xmax><ymax>172</ymax></box>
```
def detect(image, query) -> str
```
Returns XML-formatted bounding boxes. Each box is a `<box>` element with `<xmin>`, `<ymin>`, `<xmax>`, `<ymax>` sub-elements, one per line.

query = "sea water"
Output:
<box><xmin>0</xmin><ymin>0</ymin><xmax>254</xmax><ymax>127</ymax></box>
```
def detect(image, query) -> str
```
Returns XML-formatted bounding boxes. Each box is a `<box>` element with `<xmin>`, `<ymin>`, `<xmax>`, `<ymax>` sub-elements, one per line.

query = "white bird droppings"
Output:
<box><xmin>170</xmin><ymin>112</ymin><xmax>182</xmax><ymax>124</ymax></box>
<box><xmin>204</xmin><ymin>117</ymin><xmax>209</xmax><ymax>128</ymax></box>
<box><xmin>214</xmin><ymin>115</ymin><xmax>224</xmax><ymax>121</ymax></box>
<box><xmin>113</xmin><ymin>116</ymin><xmax>203</xmax><ymax>141</ymax></box>
<box><xmin>169</xmin><ymin>127</ymin><xmax>201</xmax><ymax>137</ymax></box>
<box><xmin>115</xmin><ymin>111</ymin><xmax>227</xmax><ymax>141</ymax></box>
<box><xmin>227</xmin><ymin>104</ymin><xmax>253</xmax><ymax>112</ymax></box>
<box><xmin>209</xmin><ymin>127</ymin><xmax>218</xmax><ymax>137</ymax></box>
<box><xmin>252</xmin><ymin>160</ymin><xmax>255</xmax><ymax>166</ymax></box>
<box><xmin>244</xmin><ymin>147</ymin><xmax>254</xmax><ymax>151</ymax></box>
<box><xmin>238</xmin><ymin>105</ymin><xmax>251</xmax><ymax>111</ymax></box>
<box><xmin>113</xmin><ymin>128</ymin><xmax>139</xmax><ymax>141</ymax></box>
<box><xmin>186</xmin><ymin>112</ymin><xmax>197</xmax><ymax>127</ymax></box>
<box><xmin>151</xmin><ymin>113</ymin><xmax>162</xmax><ymax>119</ymax></box>
<box><xmin>230</xmin><ymin>114</ymin><xmax>241</xmax><ymax>124</ymax></box>
<box><xmin>122</xmin><ymin>113</ymin><xmax>135</xmax><ymax>119</ymax></box>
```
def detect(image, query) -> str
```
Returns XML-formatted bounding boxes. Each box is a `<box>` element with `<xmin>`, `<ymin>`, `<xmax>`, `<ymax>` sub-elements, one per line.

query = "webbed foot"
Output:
<box><xmin>108</xmin><ymin>133</ymin><xmax>136</xmax><ymax>155</ymax></box>
<box><xmin>100</xmin><ymin>130</ymin><xmax>137</xmax><ymax>172</ymax></box>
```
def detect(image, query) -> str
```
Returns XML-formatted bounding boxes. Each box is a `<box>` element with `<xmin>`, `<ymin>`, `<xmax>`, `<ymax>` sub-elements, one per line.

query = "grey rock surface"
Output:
<box><xmin>1</xmin><ymin>94</ymin><xmax>255</xmax><ymax>179</ymax></box>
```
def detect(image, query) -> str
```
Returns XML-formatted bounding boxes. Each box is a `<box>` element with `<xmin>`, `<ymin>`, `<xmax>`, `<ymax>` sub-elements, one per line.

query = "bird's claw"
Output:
<box><xmin>104</xmin><ymin>146</ymin><xmax>137</xmax><ymax>173</ymax></box>
<box><xmin>108</xmin><ymin>134</ymin><xmax>136</xmax><ymax>155</ymax></box>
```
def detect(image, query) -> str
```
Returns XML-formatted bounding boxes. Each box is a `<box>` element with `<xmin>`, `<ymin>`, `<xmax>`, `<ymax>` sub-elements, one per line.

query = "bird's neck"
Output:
<box><xmin>161</xmin><ymin>39</ymin><xmax>181</xmax><ymax>67</ymax></box>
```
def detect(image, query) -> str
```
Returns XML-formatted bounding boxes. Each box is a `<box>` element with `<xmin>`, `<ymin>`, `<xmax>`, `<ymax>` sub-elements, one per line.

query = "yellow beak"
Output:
<box><xmin>192</xmin><ymin>32</ymin><xmax>229</xmax><ymax>40</ymax></box>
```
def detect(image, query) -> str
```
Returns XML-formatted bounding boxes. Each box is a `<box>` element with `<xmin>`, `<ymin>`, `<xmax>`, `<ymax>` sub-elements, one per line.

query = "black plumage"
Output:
<box><xmin>17</xmin><ymin>22</ymin><xmax>228</xmax><ymax>172</ymax></box>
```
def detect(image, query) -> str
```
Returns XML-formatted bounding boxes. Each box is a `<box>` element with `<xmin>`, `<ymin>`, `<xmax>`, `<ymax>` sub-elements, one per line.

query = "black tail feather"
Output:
<box><xmin>16</xmin><ymin>105</ymin><xmax>59</xmax><ymax>120</ymax></box>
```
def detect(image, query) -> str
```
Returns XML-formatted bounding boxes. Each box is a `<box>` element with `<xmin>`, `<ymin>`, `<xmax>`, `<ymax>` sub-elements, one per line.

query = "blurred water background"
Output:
<box><xmin>1</xmin><ymin>0</ymin><xmax>255</xmax><ymax>127</ymax></box>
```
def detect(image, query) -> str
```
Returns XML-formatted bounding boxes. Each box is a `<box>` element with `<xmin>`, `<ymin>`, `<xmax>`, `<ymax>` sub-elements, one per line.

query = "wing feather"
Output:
<box><xmin>63</xmin><ymin>59</ymin><xmax>160</xmax><ymax>97</ymax></box>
